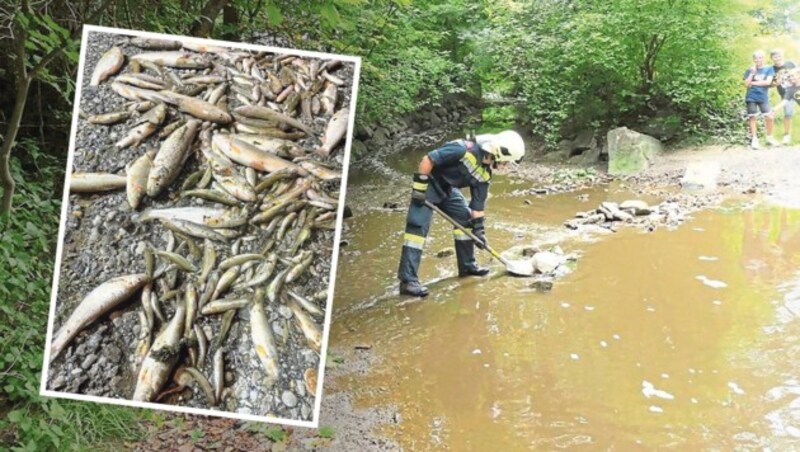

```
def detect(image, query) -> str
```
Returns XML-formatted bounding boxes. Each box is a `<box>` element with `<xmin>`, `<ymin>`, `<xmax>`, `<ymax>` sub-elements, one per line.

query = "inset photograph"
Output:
<box><xmin>41</xmin><ymin>25</ymin><xmax>358</xmax><ymax>427</ymax></box>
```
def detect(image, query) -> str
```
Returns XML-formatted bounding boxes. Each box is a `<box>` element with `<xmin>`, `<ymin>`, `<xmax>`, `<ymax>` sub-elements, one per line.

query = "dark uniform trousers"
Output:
<box><xmin>397</xmin><ymin>184</ymin><xmax>477</xmax><ymax>283</ymax></box>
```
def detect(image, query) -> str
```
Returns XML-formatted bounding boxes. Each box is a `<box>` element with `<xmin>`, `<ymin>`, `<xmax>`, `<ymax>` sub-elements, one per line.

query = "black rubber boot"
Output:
<box><xmin>399</xmin><ymin>280</ymin><xmax>429</xmax><ymax>297</ymax></box>
<box><xmin>458</xmin><ymin>264</ymin><xmax>490</xmax><ymax>277</ymax></box>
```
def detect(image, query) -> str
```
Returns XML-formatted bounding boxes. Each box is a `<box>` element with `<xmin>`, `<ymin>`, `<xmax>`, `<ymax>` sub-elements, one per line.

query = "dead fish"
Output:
<box><xmin>297</xmin><ymin>159</ymin><xmax>342</xmax><ymax>181</ymax></box>
<box><xmin>115</xmin><ymin>73</ymin><xmax>166</xmax><ymax>90</ymax></box>
<box><xmin>201</xmin><ymin>142</ymin><xmax>257</xmax><ymax>202</ymax></box>
<box><xmin>200</xmin><ymin>297</ymin><xmax>249</xmax><ymax>315</ymax></box>
<box><xmin>70</xmin><ymin>172</ymin><xmax>127</xmax><ymax>193</ymax></box>
<box><xmin>158</xmin><ymin>91</ymin><xmax>232</xmax><ymax>124</ymax></box>
<box><xmin>90</xmin><ymin>47</ymin><xmax>125</xmax><ymax>86</ymax></box>
<box><xmin>111</xmin><ymin>82</ymin><xmax>163</xmax><ymax>102</ymax></box>
<box><xmin>288</xmin><ymin>298</ymin><xmax>322</xmax><ymax>353</ymax></box>
<box><xmin>181</xmin><ymin>188</ymin><xmax>239</xmax><ymax>206</ymax></box>
<box><xmin>138</xmin><ymin>206</ymin><xmax>228</xmax><ymax>225</ymax></box>
<box><xmin>130</xmin><ymin>37</ymin><xmax>182</xmax><ymax>50</ymax></box>
<box><xmin>50</xmin><ymin>274</ymin><xmax>150</xmax><ymax>361</ymax></box>
<box><xmin>133</xmin><ymin>302</ymin><xmax>186</xmax><ymax>401</ymax></box>
<box><xmin>250</xmin><ymin>288</ymin><xmax>280</xmax><ymax>385</ymax></box>
<box><xmin>199</xmin><ymin>239</ymin><xmax>216</xmax><ymax>284</ymax></box>
<box><xmin>212</xmin><ymin>134</ymin><xmax>305</xmax><ymax>175</ymax></box>
<box><xmin>183</xmin><ymin>74</ymin><xmax>225</xmax><ymax>85</ymax></box>
<box><xmin>132</xmin><ymin>103</ymin><xmax>167</xmax><ymax>126</ymax></box>
<box><xmin>285</xmin><ymin>253</ymin><xmax>314</xmax><ymax>284</ymax></box>
<box><xmin>182</xmin><ymin>42</ymin><xmax>229</xmax><ymax>53</ymax></box>
<box><xmin>317</xmin><ymin>107</ymin><xmax>349</xmax><ymax>157</ymax></box>
<box><xmin>162</xmin><ymin>218</ymin><xmax>230</xmax><ymax>242</ymax></box>
<box><xmin>126</xmin><ymin>150</ymin><xmax>154</xmax><ymax>209</ymax></box>
<box><xmin>234</xmin><ymin>105</ymin><xmax>314</xmax><ymax>135</ymax></box>
<box><xmin>320</xmin><ymin>82</ymin><xmax>337</xmax><ymax>114</ymax></box>
<box><xmin>211</xmin><ymin>266</ymin><xmax>240</xmax><ymax>301</ymax></box>
<box><xmin>286</xmin><ymin>289</ymin><xmax>323</xmax><ymax>317</ymax></box>
<box><xmin>158</xmin><ymin>119</ymin><xmax>186</xmax><ymax>139</ymax></box>
<box><xmin>147</xmin><ymin>120</ymin><xmax>200</xmax><ymax>197</ymax></box>
<box><xmin>266</xmin><ymin>267</ymin><xmax>290</xmax><ymax>303</ymax></box>
<box><xmin>239</xmin><ymin>253</ymin><xmax>277</xmax><ymax>289</ymax></box>
<box><xmin>115</xmin><ymin>122</ymin><xmax>159</xmax><ymax>149</ymax></box>
<box><xmin>183</xmin><ymin>366</ymin><xmax>216</xmax><ymax>405</ymax></box>
<box><xmin>131</xmin><ymin>51</ymin><xmax>210</xmax><ymax>69</ymax></box>
<box><xmin>321</xmin><ymin>70</ymin><xmax>345</xmax><ymax>86</ymax></box>
<box><xmin>87</xmin><ymin>111</ymin><xmax>130</xmax><ymax>125</ymax></box>
<box><xmin>233</xmin><ymin>124</ymin><xmax>305</xmax><ymax>139</ymax></box>
<box><xmin>213</xmin><ymin>348</ymin><xmax>224</xmax><ymax>402</ymax></box>
<box><xmin>218</xmin><ymin>253</ymin><xmax>264</xmax><ymax>271</ymax></box>
<box><xmin>231</xmin><ymin>134</ymin><xmax>305</xmax><ymax>159</ymax></box>
<box><xmin>184</xmin><ymin>282</ymin><xmax>198</xmax><ymax>335</ymax></box>
<box><xmin>154</xmin><ymin>250</ymin><xmax>197</xmax><ymax>273</ymax></box>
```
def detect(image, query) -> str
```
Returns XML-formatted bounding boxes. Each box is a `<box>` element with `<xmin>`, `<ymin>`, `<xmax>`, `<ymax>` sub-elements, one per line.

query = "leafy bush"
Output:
<box><xmin>477</xmin><ymin>0</ymin><xmax>741</xmax><ymax>148</ymax></box>
<box><xmin>0</xmin><ymin>142</ymin><xmax>144</xmax><ymax>450</ymax></box>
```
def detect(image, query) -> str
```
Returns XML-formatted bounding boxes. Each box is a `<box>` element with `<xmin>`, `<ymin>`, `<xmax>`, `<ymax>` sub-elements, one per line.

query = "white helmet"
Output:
<box><xmin>476</xmin><ymin>130</ymin><xmax>525</xmax><ymax>162</ymax></box>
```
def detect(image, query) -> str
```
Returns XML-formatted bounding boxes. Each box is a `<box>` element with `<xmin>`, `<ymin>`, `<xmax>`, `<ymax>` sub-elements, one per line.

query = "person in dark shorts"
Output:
<box><xmin>775</xmin><ymin>68</ymin><xmax>800</xmax><ymax>122</ymax></box>
<box><xmin>770</xmin><ymin>48</ymin><xmax>796</xmax><ymax>145</ymax></box>
<box><xmin>744</xmin><ymin>49</ymin><xmax>776</xmax><ymax>149</ymax></box>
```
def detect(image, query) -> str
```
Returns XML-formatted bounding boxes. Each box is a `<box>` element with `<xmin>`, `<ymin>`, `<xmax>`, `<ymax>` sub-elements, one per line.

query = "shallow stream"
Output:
<box><xmin>330</xmin><ymin>143</ymin><xmax>800</xmax><ymax>449</ymax></box>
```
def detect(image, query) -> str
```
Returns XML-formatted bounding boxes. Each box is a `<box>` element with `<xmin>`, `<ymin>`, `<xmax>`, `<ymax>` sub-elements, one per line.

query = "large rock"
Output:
<box><xmin>680</xmin><ymin>161</ymin><xmax>720</xmax><ymax>191</ymax></box>
<box><xmin>532</xmin><ymin>251</ymin><xmax>562</xmax><ymax>274</ymax></box>
<box><xmin>606</xmin><ymin>127</ymin><xmax>663</xmax><ymax>175</ymax></box>
<box><xmin>370</xmin><ymin>126</ymin><xmax>390</xmax><ymax>147</ymax></box>
<box><xmin>571</xmin><ymin>129</ymin><xmax>596</xmax><ymax>154</ymax></box>
<box><xmin>350</xmin><ymin>139</ymin><xmax>367</xmax><ymax>158</ymax></box>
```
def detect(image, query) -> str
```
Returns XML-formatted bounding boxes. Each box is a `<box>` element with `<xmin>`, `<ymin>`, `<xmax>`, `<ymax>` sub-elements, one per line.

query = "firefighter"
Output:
<box><xmin>397</xmin><ymin>130</ymin><xmax>525</xmax><ymax>297</ymax></box>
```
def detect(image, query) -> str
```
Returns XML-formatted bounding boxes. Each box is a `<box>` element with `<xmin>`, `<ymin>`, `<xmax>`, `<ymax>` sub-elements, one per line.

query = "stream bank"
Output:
<box><xmin>303</xmin><ymin>112</ymin><xmax>800</xmax><ymax>449</ymax></box>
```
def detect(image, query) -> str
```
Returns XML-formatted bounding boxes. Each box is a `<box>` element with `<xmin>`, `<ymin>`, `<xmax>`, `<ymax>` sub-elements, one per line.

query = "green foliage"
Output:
<box><xmin>0</xmin><ymin>141</ymin><xmax>144</xmax><ymax>450</ymax></box>
<box><xmin>318</xmin><ymin>425</ymin><xmax>336</xmax><ymax>439</ymax></box>
<box><xmin>244</xmin><ymin>422</ymin><xmax>287</xmax><ymax>442</ymax></box>
<box><xmin>14</xmin><ymin>11</ymin><xmax>80</xmax><ymax>102</ymax></box>
<box><xmin>264</xmin><ymin>427</ymin><xmax>287</xmax><ymax>442</ymax></box>
<box><xmin>477</xmin><ymin>0</ymin><xmax>741</xmax><ymax>148</ymax></box>
<box><xmin>480</xmin><ymin>106</ymin><xmax>517</xmax><ymax>132</ymax></box>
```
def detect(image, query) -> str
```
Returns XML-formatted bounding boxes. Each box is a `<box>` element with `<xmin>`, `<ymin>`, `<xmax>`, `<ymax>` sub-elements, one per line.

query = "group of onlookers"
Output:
<box><xmin>744</xmin><ymin>48</ymin><xmax>798</xmax><ymax>149</ymax></box>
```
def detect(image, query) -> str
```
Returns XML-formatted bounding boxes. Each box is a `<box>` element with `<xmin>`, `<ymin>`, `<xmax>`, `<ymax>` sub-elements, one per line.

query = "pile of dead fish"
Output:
<box><xmin>52</xmin><ymin>36</ymin><xmax>350</xmax><ymax>412</ymax></box>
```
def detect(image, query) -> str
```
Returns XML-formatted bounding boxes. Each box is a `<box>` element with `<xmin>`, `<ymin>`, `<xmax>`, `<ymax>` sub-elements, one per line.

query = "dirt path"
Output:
<box><xmin>638</xmin><ymin>143</ymin><xmax>800</xmax><ymax>207</ymax></box>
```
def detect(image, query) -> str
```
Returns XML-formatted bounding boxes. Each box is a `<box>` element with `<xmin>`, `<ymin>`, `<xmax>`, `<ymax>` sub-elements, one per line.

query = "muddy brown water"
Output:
<box><xmin>331</xmin><ymin>145</ymin><xmax>800</xmax><ymax>449</ymax></box>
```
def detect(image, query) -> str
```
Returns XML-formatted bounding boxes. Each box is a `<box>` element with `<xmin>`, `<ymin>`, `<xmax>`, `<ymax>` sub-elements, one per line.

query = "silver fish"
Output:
<box><xmin>133</xmin><ymin>302</ymin><xmax>185</xmax><ymax>401</ymax></box>
<box><xmin>70</xmin><ymin>172</ymin><xmax>127</xmax><ymax>193</ymax></box>
<box><xmin>147</xmin><ymin>120</ymin><xmax>200</xmax><ymax>197</ymax></box>
<box><xmin>317</xmin><ymin>107</ymin><xmax>349</xmax><ymax>157</ymax></box>
<box><xmin>126</xmin><ymin>150</ymin><xmax>154</xmax><ymax>209</ymax></box>
<box><xmin>90</xmin><ymin>47</ymin><xmax>124</xmax><ymax>86</ymax></box>
<box><xmin>50</xmin><ymin>274</ymin><xmax>150</xmax><ymax>361</ymax></box>
<box><xmin>250</xmin><ymin>289</ymin><xmax>280</xmax><ymax>385</ymax></box>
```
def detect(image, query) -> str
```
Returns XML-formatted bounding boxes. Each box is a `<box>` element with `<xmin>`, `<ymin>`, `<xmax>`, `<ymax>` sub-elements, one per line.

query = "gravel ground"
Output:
<box><xmin>46</xmin><ymin>30</ymin><xmax>355</xmax><ymax>422</ymax></box>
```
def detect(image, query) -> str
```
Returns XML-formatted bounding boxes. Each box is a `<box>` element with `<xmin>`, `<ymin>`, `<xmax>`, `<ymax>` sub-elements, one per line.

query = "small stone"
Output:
<box><xmin>282</xmin><ymin>390</ymin><xmax>298</xmax><ymax>407</ymax></box>
<box><xmin>529</xmin><ymin>280</ymin><xmax>554</xmax><ymax>291</ymax></box>
<box><xmin>81</xmin><ymin>354</ymin><xmax>98</xmax><ymax>369</ymax></box>
<box><xmin>435</xmin><ymin>248</ymin><xmax>454</xmax><ymax>258</ymax></box>
<box><xmin>278</xmin><ymin>305</ymin><xmax>293</xmax><ymax>319</ymax></box>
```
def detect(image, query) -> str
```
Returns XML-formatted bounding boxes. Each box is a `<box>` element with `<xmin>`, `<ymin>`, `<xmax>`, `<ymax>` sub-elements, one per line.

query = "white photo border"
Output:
<box><xmin>39</xmin><ymin>24</ymin><xmax>361</xmax><ymax>430</ymax></box>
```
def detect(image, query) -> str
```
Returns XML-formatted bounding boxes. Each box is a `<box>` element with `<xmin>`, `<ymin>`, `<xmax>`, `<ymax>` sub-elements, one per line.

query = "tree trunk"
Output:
<box><xmin>0</xmin><ymin>77</ymin><xmax>32</xmax><ymax>215</ymax></box>
<box><xmin>190</xmin><ymin>0</ymin><xmax>229</xmax><ymax>37</ymax></box>
<box><xmin>221</xmin><ymin>3</ymin><xmax>239</xmax><ymax>41</ymax></box>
